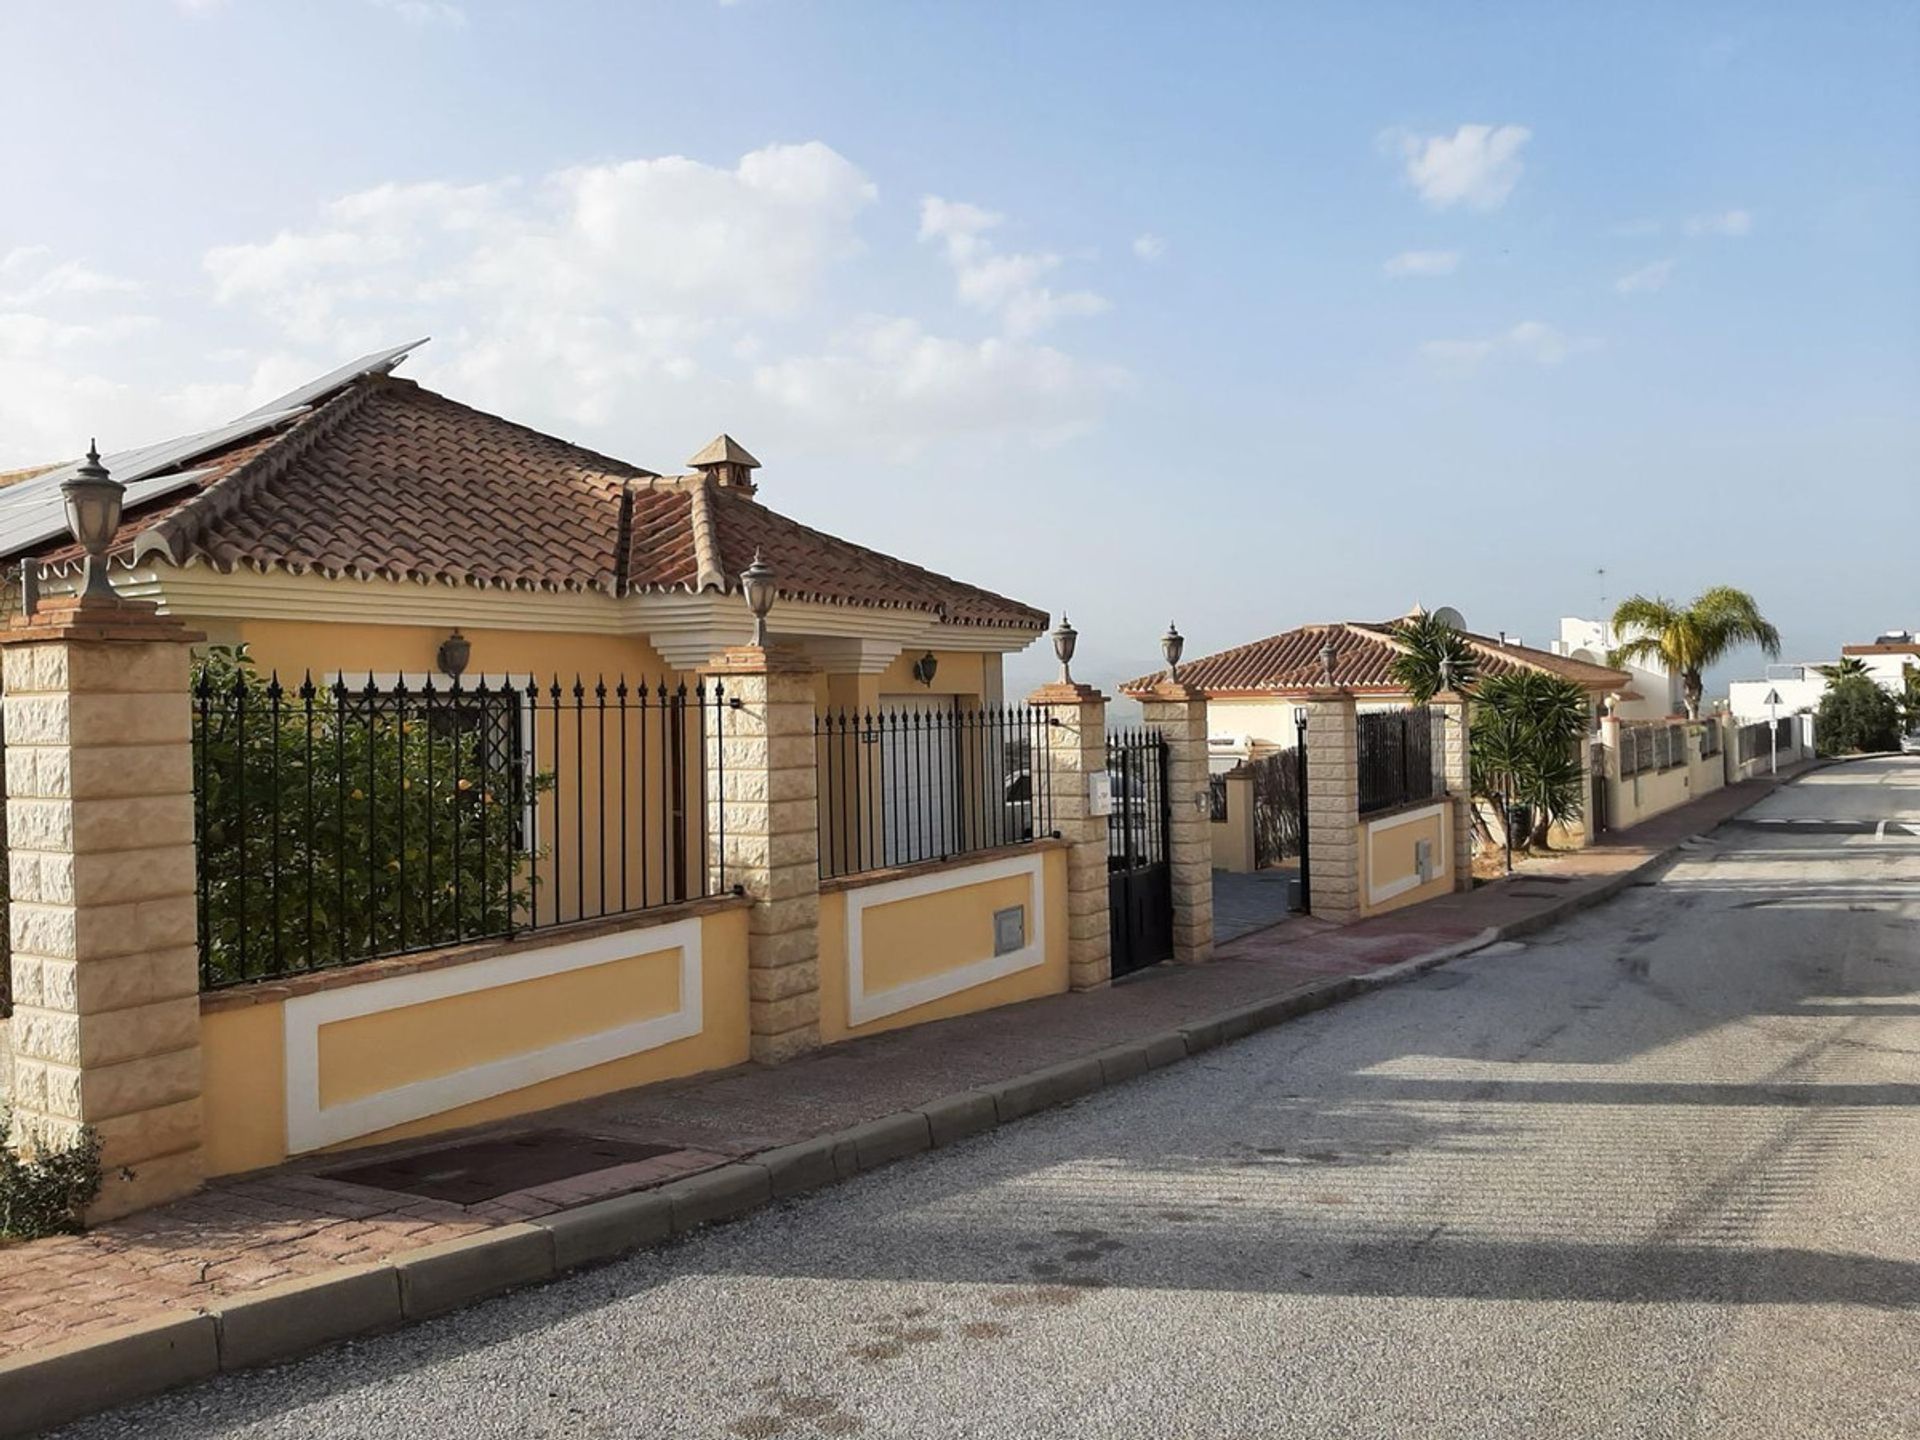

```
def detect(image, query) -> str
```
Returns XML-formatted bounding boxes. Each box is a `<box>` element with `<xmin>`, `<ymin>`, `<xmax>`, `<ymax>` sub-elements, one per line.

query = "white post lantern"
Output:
<box><xmin>740</xmin><ymin>549</ymin><xmax>776</xmax><ymax>646</ymax></box>
<box><xmin>61</xmin><ymin>440</ymin><xmax>124</xmax><ymax>603</ymax></box>
<box><xmin>1052</xmin><ymin>614</ymin><xmax>1078</xmax><ymax>684</ymax></box>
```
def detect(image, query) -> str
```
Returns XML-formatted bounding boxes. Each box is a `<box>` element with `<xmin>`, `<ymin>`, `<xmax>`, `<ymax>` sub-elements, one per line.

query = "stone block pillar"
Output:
<box><xmin>1433</xmin><ymin>691</ymin><xmax>1476</xmax><ymax>886</ymax></box>
<box><xmin>1139</xmin><ymin>679</ymin><xmax>1213</xmax><ymax>963</ymax></box>
<box><xmin>707</xmin><ymin>645</ymin><xmax>821</xmax><ymax>1064</ymax></box>
<box><xmin>3</xmin><ymin>597</ymin><xmax>203</xmax><ymax>1222</ymax></box>
<box><xmin>1302</xmin><ymin>691</ymin><xmax>1361</xmax><ymax>924</ymax></box>
<box><xmin>1028</xmin><ymin>680</ymin><xmax>1110</xmax><ymax>991</ymax></box>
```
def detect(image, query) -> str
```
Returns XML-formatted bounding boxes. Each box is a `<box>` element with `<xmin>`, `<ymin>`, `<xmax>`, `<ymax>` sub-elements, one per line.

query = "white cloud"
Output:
<box><xmin>1384</xmin><ymin>249</ymin><xmax>1461</xmax><ymax>278</ymax></box>
<box><xmin>0</xmin><ymin>253</ymin><xmax>140</xmax><ymax>306</ymax></box>
<box><xmin>752</xmin><ymin>315</ymin><xmax>1125</xmax><ymax>459</ymax></box>
<box><xmin>1132</xmin><ymin>233</ymin><xmax>1167</xmax><ymax>262</ymax></box>
<box><xmin>0</xmin><ymin>141</ymin><xmax>1113</xmax><ymax>467</ymax></box>
<box><xmin>205</xmin><ymin>144</ymin><xmax>881</xmax><ymax>393</ymax></box>
<box><xmin>2</xmin><ymin>143</ymin><xmax>1122</xmax><ymax>469</ymax></box>
<box><xmin>1389</xmin><ymin>124</ymin><xmax>1531</xmax><ymax>211</ymax></box>
<box><xmin>1614</xmin><ymin>258</ymin><xmax>1676</xmax><ymax>295</ymax></box>
<box><xmin>918</xmin><ymin>195</ymin><xmax>1108</xmax><ymax>338</ymax></box>
<box><xmin>1421</xmin><ymin>320</ymin><xmax>1595</xmax><ymax>370</ymax></box>
<box><xmin>1684</xmin><ymin>208</ymin><xmax>1752</xmax><ymax>238</ymax></box>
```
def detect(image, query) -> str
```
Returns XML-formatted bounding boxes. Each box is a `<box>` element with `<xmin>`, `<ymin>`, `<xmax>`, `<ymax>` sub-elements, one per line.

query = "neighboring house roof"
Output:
<box><xmin>1124</xmin><ymin>618</ymin><xmax>1631</xmax><ymax>696</ymax></box>
<box><xmin>7</xmin><ymin>354</ymin><xmax>1045</xmax><ymax>631</ymax></box>
<box><xmin>1840</xmin><ymin>643</ymin><xmax>1920</xmax><ymax>656</ymax></box>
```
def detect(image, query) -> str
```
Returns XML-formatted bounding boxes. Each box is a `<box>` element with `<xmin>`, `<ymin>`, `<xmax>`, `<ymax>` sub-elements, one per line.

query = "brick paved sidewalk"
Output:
<box><xmin>0</xmin><ymin>765</ymin><xmax>1812</xmax><ymax>1362</ymax></box>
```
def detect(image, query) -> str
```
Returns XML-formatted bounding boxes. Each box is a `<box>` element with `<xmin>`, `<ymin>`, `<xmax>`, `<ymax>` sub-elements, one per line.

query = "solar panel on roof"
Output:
<box><xmin>0</xmin><ymin>468</ymin><xmax>212</xmax><ymax>564</ymax></box>
<box><xmin>234</xmin><ymin>337</ymin><xmax>427</xmax><ymax>421</ymax></box>
<box><xmin>0</xmin><ymin>335</ymin><xmax>428</xmax><ymax>562</ymax></box>
<box><xmin>0</xmin><ymin>410</ymin><xmax>309</xmax><ymax>561</ymax></box>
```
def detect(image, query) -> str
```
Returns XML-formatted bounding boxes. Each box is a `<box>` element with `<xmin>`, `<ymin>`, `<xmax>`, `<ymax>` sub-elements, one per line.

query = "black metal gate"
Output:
<box><xmin>1588</xmin><ymin>741</ymin><xmax>1609</xmax><ymax>839</ymax></box>
<box><xmin>1107</xmin><ymin>728</ymin><xmax>1172</xmax><ymax>978</ymax></box>
<box><xmin>1295</xmin><ymin>712</ymin><xmax>1311</xmax><ymax>913</ymax></box>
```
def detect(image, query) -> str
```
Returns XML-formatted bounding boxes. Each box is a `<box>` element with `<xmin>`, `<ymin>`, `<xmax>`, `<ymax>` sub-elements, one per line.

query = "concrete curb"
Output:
<box><xmin>0</xmin><ymin>766</ymin><xmax>1813</xmax><ymax>1437</ymax></box>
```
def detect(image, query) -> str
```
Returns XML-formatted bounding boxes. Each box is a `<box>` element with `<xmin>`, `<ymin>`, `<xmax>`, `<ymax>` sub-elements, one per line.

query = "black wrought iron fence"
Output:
<box><xmin>1618</xmin><ymin>721</ymin><xmax>1688</xmax><ymax>777</ymax></box>
<box><xmin>1356</xmin><ymin>706</ymin><xmax>1437</xmax><ymax>815</ymax></box>
<box><xmin>1106</xmin><ymin>727</ymin><xmax>1170</xmax><ymax>871</ymax></box>
<box><xmin>192</xmin><ymin>653</ymin><xmax>726</xmax><ymax>990</ymax></box>
<box><xmin>1736</xmin><ymin>720</ymin><xmax>1772</xmax><ymax>764</ymax></box>
<box><xmin>815</xmin><ymin>702</ymin><xmax>1055</xmax><ymax>879</ymax></box>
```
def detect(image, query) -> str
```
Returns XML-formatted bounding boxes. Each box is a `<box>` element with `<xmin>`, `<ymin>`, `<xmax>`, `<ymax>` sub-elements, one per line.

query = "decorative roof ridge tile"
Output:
<box><xmin>132</xmin><ymin>380</ymin><xmax>375</xmax><ymax>570</ymax></box>
<box><xmin>684</xmin><ymin>475</ymin><xmax>728</xmax><ymax>593</ymax></box>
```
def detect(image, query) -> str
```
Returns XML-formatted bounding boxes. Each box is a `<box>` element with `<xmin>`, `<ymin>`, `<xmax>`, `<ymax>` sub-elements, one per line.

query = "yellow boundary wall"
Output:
<box><xmin>819</xmin><ymin>842</ymin><xmax>1070</xmax><ymax>1044</ymax></box>
<box><xmin>1356</xmin><ymin>801</ymin><xmax>1453</xmax><ymax>918</ymax></box>
<box><xmin>199</xmin><ymin>900</ymin><xmax>750</xmax><ymax>1176</ymax></box>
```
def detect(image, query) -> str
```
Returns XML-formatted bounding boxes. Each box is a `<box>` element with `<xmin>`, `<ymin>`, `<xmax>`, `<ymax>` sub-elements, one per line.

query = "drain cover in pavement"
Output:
<box><xmin>324</xmin><ymin>1130</ymin><xmax>676</xmax><ymax>1204</ymax></box>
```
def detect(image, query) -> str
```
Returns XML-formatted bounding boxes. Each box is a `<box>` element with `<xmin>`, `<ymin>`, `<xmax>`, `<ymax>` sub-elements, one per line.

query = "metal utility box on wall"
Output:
<box><xmin>993</xmin><ymin>904</ymin><xmax>1026</xmax><ymax>956</ymax></box>
<box><xmin>1414</xmin><ymin>837</ymin><xmax>1434</xmax><ymax>882</ymax></box>
<box><xmin>1086</xmin><ymin>770</ymin><xmax>1114</xmax><ymax>818</ymax></box>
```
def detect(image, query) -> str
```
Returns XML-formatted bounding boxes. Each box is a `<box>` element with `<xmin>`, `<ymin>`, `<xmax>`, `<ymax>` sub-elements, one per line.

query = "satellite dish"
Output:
<box><xmin>1571</xmin><ymin>647</ymin><xmax>1600</xmax><ymax>665</ymax></box>
<box><xmin>1432</xmin><ymin>605</ymin><xmax>1466</xmax><ymax>631</ymax></box>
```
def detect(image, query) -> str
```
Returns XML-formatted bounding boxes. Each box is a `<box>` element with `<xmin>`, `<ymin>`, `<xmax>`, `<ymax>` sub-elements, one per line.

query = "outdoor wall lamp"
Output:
<box><xmin>61</xmin><ymin>440</ymin><xmax>123</xmax><ymax>603</ymax></box>
<box><xmin>1162</xmin><ymin>622</ymin><xmax>1184</xmax><ymax>680</ymax></box>
<box><xmin>1052</xmin><ymin>614</ymin><xmax>1078</xmax><ymax>683</ymax></box>
<box><xmin>911</xmin><ymin>651</ymin><xmax>939</xmax><ymax>687</ymax></box>
<box><xmin>741</xmin><ymin>549</ymin><xmax>775</xmax><ymax>645</ymax></box>
<box><xmin>436</xmin><ymin>628</ymin><xmax>471</xmax><ymax>681</ymax></box>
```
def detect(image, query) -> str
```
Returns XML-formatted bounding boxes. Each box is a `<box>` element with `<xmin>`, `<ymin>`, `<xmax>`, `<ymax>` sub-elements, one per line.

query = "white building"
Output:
<box><xmin>1550</xmin><ymin>617</ymin><xmax>1682</xmax><ymax>721</ymax></box>
<box><xmin>1840</xmin><ymin>630</ymin><xmax>1919</xmax><ymax>694</ymax></box>
<box><xmin>1728</xmin><ymin>664</ymin><xmax>1827</xmax><ymax>722</ymax></box>
<box><xmin>1725</xmin><ymin>628</ymin><xmax>1916</xmax><ymax>721</ymax></box>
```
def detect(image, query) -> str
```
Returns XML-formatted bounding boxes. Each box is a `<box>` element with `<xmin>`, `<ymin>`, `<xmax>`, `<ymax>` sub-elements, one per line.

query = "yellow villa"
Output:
<box><xmin>0</xmin><ymin>340</ymin><xmax>1071</xmax><ymax>1182</ymax></box>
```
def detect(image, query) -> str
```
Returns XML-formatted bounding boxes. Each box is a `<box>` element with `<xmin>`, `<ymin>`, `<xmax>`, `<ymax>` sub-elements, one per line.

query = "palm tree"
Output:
<box><xmin>1387</xmin><ymin>611</ymin><xmax>1478</xmax><ymax>704</ymax></box>
<box><xmin>1608</xmin><ymin>587</ymin><xmax>1781</xmax><ymax>720</ymax></box>
<box><xmin>1470</xmin><ymin>670</ymin><xmax>1590</xmax><ymax>849</ymax></box>
<box><xmin>1815</xmin><ymin>656</ymin><xmax>1870</xmax><ymax>684</ymax></box>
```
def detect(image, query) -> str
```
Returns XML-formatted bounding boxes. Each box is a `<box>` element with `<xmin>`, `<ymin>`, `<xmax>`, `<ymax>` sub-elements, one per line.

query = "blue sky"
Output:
<box><xmin>2</xmin><ymin>1</ymin><xmax>1915</xmax><ymax>696</ymax></box>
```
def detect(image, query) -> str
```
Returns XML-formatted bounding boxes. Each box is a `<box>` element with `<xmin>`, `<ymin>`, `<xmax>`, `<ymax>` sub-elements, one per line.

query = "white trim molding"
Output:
<box><xmin>283</xmin><ymin>918</ymin><xmax>703</xmax><ymax>1153</ymax></box>
<box><xmin>1364</xmin><ymin>802</ymin><xmax>1447</xmax><ymax>906</ymax></box>
<box><xmin>844</xmin><ymin>851</ymin><xmax>1045</xmax><ymax>1028</ymax></box>
<box><xmin>98</xmin><ymin>565</ymin><xmax>1041</xmax><ymax>664</ymax></box>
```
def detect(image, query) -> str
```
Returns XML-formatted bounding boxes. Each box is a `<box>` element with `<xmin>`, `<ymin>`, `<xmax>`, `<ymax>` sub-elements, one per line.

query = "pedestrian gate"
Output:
<box><xmin>1107</xmin><ymin>728</ymin><xmax>1173</xmax><ymax>977</ymax></box>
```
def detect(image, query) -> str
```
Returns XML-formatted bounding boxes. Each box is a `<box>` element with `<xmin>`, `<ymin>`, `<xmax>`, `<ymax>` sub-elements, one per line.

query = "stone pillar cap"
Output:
<box><xmin>1</xmin><ymin>593</ymin><xmax>203</xmax><ymax>646</ymax></box>
<box><xmin>1136</xmin><ymin>677</ymin><xmax>1208</xmax><ymax>703</ymax></box>
<box><xmin>1026</xmin><ymin>680</ymin><xmax>1108</xmax><ymax>705</ymax></box>
<box><xmin>706</xmin><ymin>641</ymin><xmax>816</xmax><ymax>675</ymax></box>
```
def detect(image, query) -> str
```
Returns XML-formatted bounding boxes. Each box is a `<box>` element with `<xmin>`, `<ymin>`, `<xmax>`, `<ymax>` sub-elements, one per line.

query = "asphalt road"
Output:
<box><xmin>64</xmin><ymin>759</ymin><xmax>1920</xmax><ymax>1439</ymax></box>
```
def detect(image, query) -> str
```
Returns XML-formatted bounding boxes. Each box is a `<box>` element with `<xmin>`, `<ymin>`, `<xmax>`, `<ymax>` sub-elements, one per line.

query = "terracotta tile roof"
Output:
<box><xmin>1124</xmin><ymin>619</ymin><xmax>1631</xmax><ymax>696</ymax></box>
<box><xmin>1841</xmin><ymin>643</ymin><xmax>1920</xmax><ymax>656</ymax></box>
<box><xmin>19</xmin><ymin>375</ymin><xmax>1045</xmax><ymax>630</ymax></box>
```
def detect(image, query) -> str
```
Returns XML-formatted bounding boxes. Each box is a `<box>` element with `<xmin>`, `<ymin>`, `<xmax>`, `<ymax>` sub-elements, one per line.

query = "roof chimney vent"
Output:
<box><xmin>688</xmin><ymin>434</ymin><xmax>761</xmax><ymax>492</ymax></box>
